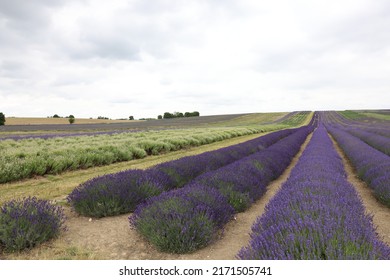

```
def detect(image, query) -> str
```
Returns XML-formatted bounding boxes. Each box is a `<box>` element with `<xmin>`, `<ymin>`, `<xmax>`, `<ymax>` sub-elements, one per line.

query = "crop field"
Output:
<box><xmin>0</xmin><ymin>112</ymin><xmax>283</xmax><ymax>134</ymax></box>
<box><xmin>0</xmin><ymin>112</ymin><xmax>310</xmax><ymax>184</ymax></box>
<box><xmin>0</xmin><ymin>110</ymin><xmax>389</xmax><ymax>260</ymax></box>
<box><xmin>338</xmin><ymin>110</ymin><xmax>390</xmax><ymax>122</ymax></box>
<box><xmin>3</xmin><ymin>117</ymin><xmax>141</xmax><ymax>126</ymax></box>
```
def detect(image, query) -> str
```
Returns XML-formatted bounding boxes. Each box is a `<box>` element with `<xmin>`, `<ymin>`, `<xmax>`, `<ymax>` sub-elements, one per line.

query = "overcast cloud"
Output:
<box><xmin>1</xmin><ymin>0</ymin><xmax>389</xmax><ymax>119</ymax></box>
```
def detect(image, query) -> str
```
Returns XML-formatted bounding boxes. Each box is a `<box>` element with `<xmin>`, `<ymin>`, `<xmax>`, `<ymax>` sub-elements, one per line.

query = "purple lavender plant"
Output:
<box><xmin>0</xmin><ymin>197</ymin><xmax>66</xmax><ymax>252</ymax></box>
<box><xmin>238</xmin><ymin>125</ymin><xmax>390</xmax><ymax>260</ymax></box>
<box><xmin>347</xmin><ymin>129</ymin><xmax>390</xmax><ymax>156</ymax></box>
<box><xmin>327</xmin><ymin>126</ymin><xmax>390</xmax><ymax>207</ymax></box>
<box><xmin>67</xmin><ymin>169</ymin><xmax>164</xmax><ymax>217</ymax></box>
<box><xmin>191</xmin><ymin>126</ymin><xmax>311</xmax><ymax>211</ymax></box>
<box><xmin>129</xmin><ymin>184</ymin><xmax>233</xmax><ymax>253</ymax></box>
<box><xmin>148</xmin><ymin>127</ymin><xmax>299</xmax><ymax>190</ymax></box>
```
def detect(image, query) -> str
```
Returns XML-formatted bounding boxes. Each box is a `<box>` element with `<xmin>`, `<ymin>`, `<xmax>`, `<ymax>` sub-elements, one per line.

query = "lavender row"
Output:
<box><xmin>68</xmin><ymin>127</ymin><xmax>301</xmax><ymax>217</ymax></box>
<box><xmin>188</xmin><ymin>127</ymin><xmax>311</xmax><ymax>212</ymax></box>
<box><xmin>149</xmin><ymin>127</ymin><xmax>301</xmax><ymax>190</ymax></box>
<box><xmin>324</xmin><ymin>111</ymin><xmax>390</xmax><ymax>137</ymax></box>
<box><xmin>327</xmin><ymin>126</ymin><xmax>390</xmax><ymax>207</ymax></box>
<box><xmin>238</xmin><ymin>125</ymin><xmax>390</xmax><ymax>260</ymax></box>
<box><xmin>129</xmin><ymin>125</ymin><xmax>313</xmax><ymax>253</ymax></box>
<box><xmin>152</xmin><ymin>114</ymin><xmax>316</xmax><ymax>191</ymax></box>
<box><xmin>344</xmin><ymin>129</ymin><xmax>390</xmax><ymax>156</ymax></box>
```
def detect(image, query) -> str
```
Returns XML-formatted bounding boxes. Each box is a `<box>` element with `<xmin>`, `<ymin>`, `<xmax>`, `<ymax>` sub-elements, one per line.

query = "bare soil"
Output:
<box><xmin>330</xmin><ymin>135</ymin><xmax>390</xmax><ymax>246</ymax></box>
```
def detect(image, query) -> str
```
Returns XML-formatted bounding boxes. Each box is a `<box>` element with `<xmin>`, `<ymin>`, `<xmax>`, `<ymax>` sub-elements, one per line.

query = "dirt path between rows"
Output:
<box><xmin>330</xmin><ymin>135</ymin><xmax>390</xmax><ymax>246</ymax></box>
<box><xmin>48</xmin><ymin>133</ymin><xmax>314</xmax><ymax>260</ymax></box>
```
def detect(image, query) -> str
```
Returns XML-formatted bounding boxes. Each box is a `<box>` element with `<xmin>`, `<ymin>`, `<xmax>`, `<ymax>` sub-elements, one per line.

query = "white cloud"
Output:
<box><xmin>0</xmin><ymin>0</ymin><xmax>389</xmax><ymax>119</ymax></box>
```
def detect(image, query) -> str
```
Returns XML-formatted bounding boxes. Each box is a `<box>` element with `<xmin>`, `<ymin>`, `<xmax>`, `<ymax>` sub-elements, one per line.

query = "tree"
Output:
<box><xmin>68</xmin><ymin>117</ymin><xmax>75</xmax><ymax>124</ymax></box>
<box><xmin>157</xmin><ymin>115</ymin><xmax>162</xmax><ymax>119</ymax></box>
<box><xmin>0</xmin><ymin>112</ymin><xmax>5</xmax><ymax>125</ymax></box>
<box><xmin>163</xmin><ymin>112</ymin><xmax>174</xmax><ymax>119</ymax></box>
<box><xmin>129</xmin><ymin>116</ymin><xmax>134</xmax><ymax>120</ymax></box>
<box><xmin>184</xmin><ymin>111</ymin><xmax>200</xmax><ymax>117</ymax></box>
<box><xmin>53</xmin><ymin>114</ymin><xmax>60</xmax><ymax>118</ymax></box>
<box><xmin>162</xmin><ymin>111</ymin><xmax>199</xmax><ymax>119</ymax></box>
<box><xmin>174</xmin><ymin>112</ymin><xmax>184</xmax><ymax>118</ymax></box>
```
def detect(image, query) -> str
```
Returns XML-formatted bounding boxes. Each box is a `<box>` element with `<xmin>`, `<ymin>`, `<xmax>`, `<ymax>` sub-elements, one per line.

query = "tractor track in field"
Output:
<box><xmin>23</xmin><ymin>132</ymin><xmax>314</xmax><ymax>260</ymax></box>
<box><xmin>330</xmin><ymin>135</ymin><xmax>390</xmax><ymax>246</ymax></box>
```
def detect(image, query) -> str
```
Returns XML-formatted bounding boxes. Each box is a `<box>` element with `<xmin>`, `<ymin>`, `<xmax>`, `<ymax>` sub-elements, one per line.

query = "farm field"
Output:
<box><xmin>0</xmin><ymin>112</ymin><xmax>310</xmax><ymax>184</ymax></box>
<box><xmin>0</xmin><ymin>112</ymin><xmax>286</xmax><ymax>134</ymax></box>
<box><xmin>338</xmin><ymin>110</ymin><xmax>390</xmax><ymax>122</ymax></box>
<box><xmin>0</xmin><ymin>110</ymin><xmax>389</xmax><ymax>260</ymax></box>
<box><xmin>4</xmin><ymin>117</ymin><xmax>142</xmax><ymax>126</ymax></box>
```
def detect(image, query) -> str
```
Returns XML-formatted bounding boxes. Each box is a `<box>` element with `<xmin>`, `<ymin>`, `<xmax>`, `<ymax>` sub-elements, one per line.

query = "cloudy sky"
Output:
<box><xmin>1</xmin><ymin>0</ymin><xmax>389</xmax><ymax>119</ymax></box>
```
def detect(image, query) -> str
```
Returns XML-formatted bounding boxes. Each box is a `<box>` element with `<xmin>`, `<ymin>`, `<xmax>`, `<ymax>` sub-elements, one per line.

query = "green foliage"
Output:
<box><xmin>280</xmin><ymin>111</ymin><xmax>311</xmax><ymax>126</ymax></box>
<box><xmin>0</xmin><ymin>112</ymin><xmax>5</xmax><ymax>125</ymax></box>
<box><xmin>68</xmin><ymin>117</ymin><xmax>75</xmax><ymax>124</ymax></box>
<box><xmin>338</xmin><ymin>110</ymin><xmax>365</xmax><ymax>120</ymax></box>
<box><xmin>163</xmin><ymin>111</ymin><xmax>200</xmax><ymax>119</ymax></box>
<box><xmin>163</xmin><ymin>112</ymin><xmax>174</xmax><ymax>119</ymax></box>
<box><xmin>218</xmin><ymin>187</ymin><xmax>251</xmax><ymax>212</ymax></box>
<box><xmin>157</xmin><ymin>115</ymin><xmax>162</xmax><ymax>119</ymax></box>
<box><xmin>53</xmin><ymin>114</ymin><xmax>60</xmax><ymax>118</ymax></box>
<box><xmin>129</xmin><ymin>116</ymin><xmax>134</xmax><ymax>120</ymax></box>
<box><xmin>185</xmin><ymin>111</ymin><xmax>200</xmax><ymax>117</ymax></box>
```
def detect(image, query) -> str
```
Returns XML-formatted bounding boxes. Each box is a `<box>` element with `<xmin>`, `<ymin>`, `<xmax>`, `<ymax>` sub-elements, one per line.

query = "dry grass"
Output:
<box><xmin>5</xmin><ymin>117</ymin><xmax>141</xmax><ymax>125</ymax></box>
<box><xmin>209</xmin><ymin>112</ymin><xmax>287</xmax><ymax>126</ymax></box>
<box><xmin>4</xmin><ymin>240</ymin><xmax>99</xmax><ymax>260</ymax></box>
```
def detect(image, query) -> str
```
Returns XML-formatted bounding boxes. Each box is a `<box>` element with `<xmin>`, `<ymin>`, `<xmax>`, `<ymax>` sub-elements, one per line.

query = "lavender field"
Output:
<box><xmin>0</xmin><ymin>111</ymin><xmax>389</xmax><ymax>260</ymax></box>
<box><xmin>0</xmin><ymin>112</ymin><xmax>309</xmax><ymax>184</ymax></box>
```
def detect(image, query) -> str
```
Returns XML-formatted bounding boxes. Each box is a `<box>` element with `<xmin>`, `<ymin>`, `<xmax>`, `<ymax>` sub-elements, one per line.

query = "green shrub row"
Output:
<box><xmin>0</xmin><ymin>126</ymin><xmax>286</xmax><ymax>183</ymax></box>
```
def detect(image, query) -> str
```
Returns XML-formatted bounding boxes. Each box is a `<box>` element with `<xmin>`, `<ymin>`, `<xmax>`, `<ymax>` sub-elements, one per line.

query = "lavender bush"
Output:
<box><xmin>130</xmin><ymin>184</ymin><xmax>234</xmax><ymax>253</ymax></box>
<box><xmin>328</xmin><ymin>126</ymin><xmax>390</xmax><ymax>207</ymax></box>
<box><xmin>67</xmin><ymin>170</ymin><xmax>164</xmax><ymax>217</ymax></box>
<box><xmin>0</xmin><ymin>197</ymin><xmax>66</xmax><ymax>252</ymax></box>
<box><xmin>238</xmin><ymin>126</ymin><xmax>390</xmax><ymax>260</ymax></box>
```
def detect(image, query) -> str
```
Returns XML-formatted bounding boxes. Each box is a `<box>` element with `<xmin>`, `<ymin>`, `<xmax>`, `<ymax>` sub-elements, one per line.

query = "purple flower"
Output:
<box><xmin>238</xmin><ymin>125</ymin><xmax>390</xmax><ymax>260</ymax></box>
<box><xmin>0</xmin><ymin>197</ymin><xmax>66</xmax><ymax>252</ymax></box>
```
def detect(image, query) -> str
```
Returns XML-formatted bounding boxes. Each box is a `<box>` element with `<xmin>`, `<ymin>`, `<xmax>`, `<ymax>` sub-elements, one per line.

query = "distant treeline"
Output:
<box><xmin>49</xmin><ymin>114</ymin><xmax>75</xmax><ymax>119</ymax></box>
<box><xmin>159</xmin><ymin>111</ymin><xmax>200</xmax><ymax>119</ymax></box>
